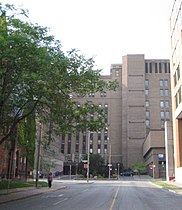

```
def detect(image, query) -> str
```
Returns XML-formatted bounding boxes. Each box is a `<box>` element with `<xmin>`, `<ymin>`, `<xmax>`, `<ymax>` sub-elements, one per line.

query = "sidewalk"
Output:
<box><xmin>0</xmin><ymin>184</ymin><xmax>66</xmax><ymax>205</ymax></box>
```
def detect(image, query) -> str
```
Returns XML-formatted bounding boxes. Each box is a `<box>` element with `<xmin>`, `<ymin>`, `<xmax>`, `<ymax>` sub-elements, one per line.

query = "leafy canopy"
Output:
<box><xmin>0</xmin><ymin>3</ymin><xmax>118</xmax><ymax>145</ymax></box>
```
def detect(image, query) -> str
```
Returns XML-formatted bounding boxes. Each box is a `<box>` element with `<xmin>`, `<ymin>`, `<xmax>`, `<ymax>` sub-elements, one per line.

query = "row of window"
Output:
<box><xmin>145</xmin><ymin>62</ymin><xmax>170</xmax><ymax>74</ymax></box>
<box><xmin>174</xmin><ymin>64</ymin><xmax>181</xmax><ymax>87</ymax></box>
<box><xmin>146</xmin><ymin>111</ymin><xmax>170</xmax><ymax>119</ymax></box>
<box><xmin>175</xmin><ymin>86</ymin><xmax>182</xmax><ymax>109</ymax></box>
<box><xmin>145</xmin><ymin>79</ymin><xmax>169</xmax><ymax>88</ymax></box>
<box><xmin>146</xmin><ymin>100</ymin><xmax>169</xmax><ymax>108</ymax></box>
<box><xmin>145</xmin><ymin>89</ymin><xmax>169</xmax><ymax>96</ymax></box>
<box><xmin>146</xmin><ymin>119</ymin><xmax>166</xmax><ymax>128</ymax></box>
<box><xmin>61</xmin><ymin>139</ymin><xmax>108</xmax><ymax>154</ymax></box>
<box><xmin>88</xmin><ymin>91</ymin><xmax>107</xmax><ymax>98</ymax></box>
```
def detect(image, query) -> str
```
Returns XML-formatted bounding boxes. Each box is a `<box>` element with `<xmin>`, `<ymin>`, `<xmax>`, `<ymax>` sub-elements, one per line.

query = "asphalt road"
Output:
<box><xmin>1</xmin><ymin>180</ymin><xmax>182</xmax><ymax>210</ymax></box>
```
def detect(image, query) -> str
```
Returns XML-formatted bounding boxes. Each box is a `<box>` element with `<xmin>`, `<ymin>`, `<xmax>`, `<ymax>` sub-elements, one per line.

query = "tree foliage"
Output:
<box><xmin>78</xmin><ymin>154</ymin><xmax>107</xmax><ymax>177</ymax></box>
<box><xmin>89</xmin><ymin>154</ymin><xmax>106</xmax><ymax>176</ymax></box>
<box><xmin>0</xmin><ymin>3</ymin><xmax>118</xmax><ymax>145</ymax></box>
<box><xmin>130</xmin><ymin>162</ymin><xmax>146</xmax><ymax>175</ymax></box>
<box><xmin>17</xmin><ymin>109</ymin><xmax>36</xmax><ymax>169</ymax></box>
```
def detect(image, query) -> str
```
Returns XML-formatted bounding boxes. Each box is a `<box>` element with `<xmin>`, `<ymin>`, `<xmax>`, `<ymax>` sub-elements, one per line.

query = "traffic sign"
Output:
<box><xmin>149</xmin><ymin>164</ymin><xmax>156</xmax><ymax>169</ymax></box>
<box><xmin>84</xmin><ymin>164</ymin><xmax>88</xmax><ymax>169</ymax></box>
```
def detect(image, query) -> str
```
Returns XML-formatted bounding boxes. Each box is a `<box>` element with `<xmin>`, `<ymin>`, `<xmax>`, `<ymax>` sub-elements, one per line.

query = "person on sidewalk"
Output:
<box><xmin>47</xmin><ymin>172</ymin><xmax>53</xmax><ymax>188</ymax></box>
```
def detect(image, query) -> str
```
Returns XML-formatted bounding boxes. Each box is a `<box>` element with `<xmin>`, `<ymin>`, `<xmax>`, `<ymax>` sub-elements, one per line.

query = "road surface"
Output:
<box><xmin>1</xmin><ymin>180</ymin><xmax>182</xmax><ymax>210</ymax></box>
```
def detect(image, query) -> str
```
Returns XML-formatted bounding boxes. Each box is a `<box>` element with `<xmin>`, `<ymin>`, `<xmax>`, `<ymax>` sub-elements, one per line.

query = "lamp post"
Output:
<box><xmin>117</xmin><ymin>163</ymin><xmax>120</xmax><ymax>180</ymax></box>
<box><xmin>69</xmin><ymin>164</ymin><xmax>72</xmax><ymax>180</ymax></box>
<box><xmin>108</xmin><ymin>137</ymin><xmax>112</xmax><ymax>180</ymax></box>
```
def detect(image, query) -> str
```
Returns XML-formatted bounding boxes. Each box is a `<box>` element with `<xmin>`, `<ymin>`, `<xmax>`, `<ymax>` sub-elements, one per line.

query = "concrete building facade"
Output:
<box><xmin>169</xmin><ymin>0</ymin><xmax>182</xmax><ymax>183</ymax></box>
<box><xmin>60</xmin><ymin>54</ymin><xmax>172</xmax><ymax>177</ymax></box>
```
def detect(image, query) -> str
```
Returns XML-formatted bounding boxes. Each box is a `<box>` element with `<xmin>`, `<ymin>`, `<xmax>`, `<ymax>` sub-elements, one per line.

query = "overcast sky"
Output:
<box><xmin>2</xmin><ymin>0</ymin><xmax>173</xmax><ymax>74</ymax></box>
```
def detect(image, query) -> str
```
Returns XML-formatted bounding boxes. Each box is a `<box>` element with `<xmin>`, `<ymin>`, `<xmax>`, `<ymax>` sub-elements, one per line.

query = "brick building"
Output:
<box><xmin>169</xmin><ymin>0</ymin><xmax>182</xmax><ymax>183</ymax></box>
<box><xmin>61</xmin><ymin>54</ymin><xmax>172</xmax><ymax>177</ymax></box>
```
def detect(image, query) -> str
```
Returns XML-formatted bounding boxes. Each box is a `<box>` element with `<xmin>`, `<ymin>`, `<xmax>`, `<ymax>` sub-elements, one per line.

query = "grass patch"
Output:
<box><xmin>152</xmin><ymin>181</ymin><xmax>179</xmax><ymax>190</ymax></box>
<box><xmin>0</xmin><ymin>181</ymin><xmax>48</xmax><ymax>190</ymax></box>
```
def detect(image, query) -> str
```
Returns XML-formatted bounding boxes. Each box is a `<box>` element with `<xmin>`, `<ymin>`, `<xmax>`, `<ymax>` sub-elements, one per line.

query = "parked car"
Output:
<box><xmin>120</xmin><ymin>171</ymin><xmax>134</xmax><ymax>176</ymax></box>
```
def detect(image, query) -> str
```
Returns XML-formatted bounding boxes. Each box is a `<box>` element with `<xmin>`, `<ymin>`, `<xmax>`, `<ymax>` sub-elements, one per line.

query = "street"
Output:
<box><xmin>1</xmin><ymin>179</ymin><xmax>182</xmax><ymax>210</ymax></box>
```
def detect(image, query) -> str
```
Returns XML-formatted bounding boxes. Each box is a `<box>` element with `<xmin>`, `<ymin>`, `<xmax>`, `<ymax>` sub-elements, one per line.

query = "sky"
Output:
<box><xmin>1</xmin><ymin>0</ymin><xmax>173</xmax><ymax>75</ymax></box>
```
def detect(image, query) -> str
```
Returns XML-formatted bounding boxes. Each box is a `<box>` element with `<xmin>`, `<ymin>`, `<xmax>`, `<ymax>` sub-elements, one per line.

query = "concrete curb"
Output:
<box><xmin>150</xmin><ymin>182</ymin><xmax>182</xmax><ymax>195</ymax></box>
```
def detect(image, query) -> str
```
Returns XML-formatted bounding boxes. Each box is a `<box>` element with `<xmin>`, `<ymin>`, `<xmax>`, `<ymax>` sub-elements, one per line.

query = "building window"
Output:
<box><xmin>149</xmin><ymin>63</ymin><xmax>152</xmax><ymax>73</ymax></box>
<box><xmin>160</xmin><ymin>101</ymin><xmax>164</xmax><ymax>108</ymax></box>
<box><xmin>160</xmin><ymin>111</ymin><xmax>165</xmax><ymax>118</ymax></box>
<box><xmin>75</xmin><ymin>132</ymin><xmax>79</xmax><ymax>153</ymax></box>
<box><xmin>145</xmin><ymin>80</ymin><xmax>149</xmax><ymax>88</ymax></box>
<box><xmin>100</xmin><ymin>91</ymin><xmax>107</xmax><ymax>97</ymax></box>
<box><xmin>146</xmin><ymin>100</ymin><xmax>149</xmax><ymax>107</ymax></box>
<box><xmin>179</xmin><ymin>86</ymin><xmax>182</xmax><ymax>104</ymax></box>
<box><xmin>67</xmin><ymin>131</ymin><xmax>72</xmax><ymax>154</ymax></box>
<box><xmin>146</xmin><ymin>119</ymin><xmax>150</xmax><ymax>127</ymax></box>
<box><xmin>145</xmin><ymin>89</ymin><xmax>149</xmax><ymax>96</ymax></box>
<box><xmin>68</xmin><ymin>140</ymin><xmax>71</xmax><ymax>154</ymax></box>
<box><xmin>175</xmin><ymin>86</ymin><xmax>182</xmax><ymax>108</ymax></box>
<box><xmin>160</xmin><ymin>89</ymin><xmax>164</xmax><ymax>96</ymax></box>
<box><xmin>159</xmin><ymin>63</ymin><xmax>162</xmax><ymax>73</ymax></box>
<box><xmin>98</xmin><ymin>132</ymin><xmax>101</xmax><ymax>140</ymax></box>
<box><xmin>174</xmin><ymin>73</ymin><xmax>177</xmax><ymax>86</ymax></box>
<box><xmin>165</xmin><ymin>111</ymin><xmax>170</xmax><ymax>119</ymax></box>
<box><xmin>82</xmin><ymin>134</ymin><xmax>86</xmax><ymax>154</ymax></box>
<box><xmin>145</xmin><ymin>63</ymin><xmax>148</xmax><ymax>73</ymax></box>
<box><xmin>164</xmin><ymin>89</ymin><xmax>169</xmax><ymax>96</ymax></box>
<box><xmin>98</xmin><ymin>149</ymin><xmax>101</xmax><ymax>154</ymax></box>
<box><xmin>164</xmin><ymin>63</ymin><xmax>168</xmax><ymax>73</ymax></box>
<box><xmin>104</xmin><ymin>104</ymin><xmax>108</xmax><ymax>108</ymax></box>
<box><xmin>115</xmin><ymin>70</ymin><xmax>119</xmax><ymax>76</ymax></box>
<box><xmin>160</xmin><ymin>80</ymin><xmax>163</xmax><ymax>86</ymax></box>
<box><xmin>165</xmin><ymin>101</ymin><xmax>169</xmax><ymax>107</ymax></box>
<box><xmin>164</xmin><ymin>80</ymin><xmax>168</xmax><ymax>86</ymax></box>
<box><xmin>61</xmin><ymin>144</ymin><xmax>64</xmax><ymax>154</ymax></box>
<box><xmin>155</xmin><ymin>63</ymin><xmax>158</xmax><ymax>73</ymax></box>
<box><xmin>146</xmin><ymin>111</ymin><xmax>150</xmax><ymax>118</ymax></box>
<box><xmin>161</xmin><ymin>120</ymin><xmax>165</xmax><ymax>128</ymax></box>
<box><xmin>88</xmin><ymin>93</ymin><xmax>95</xmax><ymax>97</ymax></box>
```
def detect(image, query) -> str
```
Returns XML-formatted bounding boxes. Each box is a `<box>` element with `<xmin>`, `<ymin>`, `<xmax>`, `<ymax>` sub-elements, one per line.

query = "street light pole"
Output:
<box><xmin>108</xmin><ymin>137</ymin><xmax>111</xmax><ymax>180</ymax></box>
<box><xmin>87</xmin><ymin>131</ymin><xmax>90</xmax><ymax>183</ymax></box>
<box><xmin>118</xmin><ymin>163</ymin><xmax>120</xmax><ymax>180</ymax></box>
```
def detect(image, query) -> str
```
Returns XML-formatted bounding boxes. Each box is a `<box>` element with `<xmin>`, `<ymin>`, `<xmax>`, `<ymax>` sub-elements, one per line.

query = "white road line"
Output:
<box><xmin>83</xmin><ymin>189</ymin><xmax>88</xmax><ymax>192</ymax></box>
<box><xmin>58</xmin><ymin>194</ymin><xmax>64</xmax><ymax>197</ymax></box>
<box><xmin>53</xmin><ymin>198</ymin><xmax>68</xmax><ymax>206</ymax></box>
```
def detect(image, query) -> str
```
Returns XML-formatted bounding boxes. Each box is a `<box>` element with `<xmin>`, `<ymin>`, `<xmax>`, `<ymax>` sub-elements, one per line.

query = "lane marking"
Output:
<box><xmin>58</xmin><ymin>194</ymin><xmax>64</xmax><ymax>197</ymax></box>
<box><xmin>53</xmin><ymin>198</ymin><xmax>68</xmax><ymax>205</ymax></box>
<box><xmin>83</xmin><ymin>189</ymin><xmax>88</xmax><ymax>192</ymax></box>
<box><xmin>110</xmin><ymin>186</ymin><xmax>120</xmax><ymax>210</ymax></box>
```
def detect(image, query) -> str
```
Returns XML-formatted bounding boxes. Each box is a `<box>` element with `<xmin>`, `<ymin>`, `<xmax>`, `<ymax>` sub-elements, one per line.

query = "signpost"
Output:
<box><xmin>108</xmin><ymin>164</ymin><xmax>112</xmax><ymax>180</ymax></box>
<box><xmin>149</xmin><ymin>164</ymin><xmax>156</xmax><ymax>179</ymax></box>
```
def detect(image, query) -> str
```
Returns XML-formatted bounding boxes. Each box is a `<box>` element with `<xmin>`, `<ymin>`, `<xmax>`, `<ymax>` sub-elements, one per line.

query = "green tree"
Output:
<box><xmin>0</xmin><ymin>3</ymin><xmax>118</xmax><ymax>146</ymax></box>
<box><xmin>130</xmin><ymin>162</ymin><xmax>146</xmax><ymax>175</ymax></box>
<box><xmin>89</xmin><ymin>154</ymin><xmax>105</xmax><ymax>177</ymax></box>
<box><xmin>78</xmin><ymin>154</ymin><xmax>106</xmax><ymax>177</ymax></box>
<box><xmin>17</xmin><ymin>108</ymin><xmax>36</xmax><ymax>177</ymax></box>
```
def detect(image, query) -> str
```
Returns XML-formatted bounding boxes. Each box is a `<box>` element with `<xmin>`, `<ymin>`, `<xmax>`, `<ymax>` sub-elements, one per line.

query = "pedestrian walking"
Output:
<box><xmin>47</xmin><ymin>172</ymin><xmax>53</xmax><ymax>188</ymax></box>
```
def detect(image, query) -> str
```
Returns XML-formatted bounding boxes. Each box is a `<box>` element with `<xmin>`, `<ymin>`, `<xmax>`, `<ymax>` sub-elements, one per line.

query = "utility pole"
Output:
<box><xmin>87</xmin><ymin>131</ymin><xmax>90</xmax><ymax>183</ymax></box>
